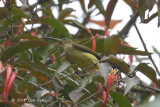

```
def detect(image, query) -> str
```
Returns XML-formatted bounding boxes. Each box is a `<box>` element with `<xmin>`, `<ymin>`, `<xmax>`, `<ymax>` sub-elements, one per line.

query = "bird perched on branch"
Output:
<box><xmin>42</xmin><ymin>37</ymin><xmax>101</xmax><ymax>70</ymax></box>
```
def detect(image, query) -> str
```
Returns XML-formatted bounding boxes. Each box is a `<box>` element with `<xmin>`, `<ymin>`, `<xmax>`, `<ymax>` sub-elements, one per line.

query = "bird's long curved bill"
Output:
<box><xmin>41</xmin><ymin>37</ymin><xmax>61</xmax><ymax>42</ymax></box>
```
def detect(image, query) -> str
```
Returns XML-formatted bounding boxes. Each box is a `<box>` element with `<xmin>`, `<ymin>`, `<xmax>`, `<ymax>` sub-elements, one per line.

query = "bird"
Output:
<box><xmin>42</xmin><ymin>37</ymin><xmax>101</xmax><ymax>70</ymax></box>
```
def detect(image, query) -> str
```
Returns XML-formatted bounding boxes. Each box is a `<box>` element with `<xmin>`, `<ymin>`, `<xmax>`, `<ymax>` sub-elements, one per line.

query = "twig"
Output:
<box><xmin>39</xmin><ymin>62</ymin><xmax>97</xmax><ymax>86</ymax></box>
<box><xmin>16</xmin><ymin>75</ymin><xmax>45</xmax><ymax>90</ymax></box>
<box><xmin>133</xmin><ymin>24</ymin><xmax>160</xmax><ymax>76</ymax></box>
<box><xmin>143</xmin><ymin>12</ymin><xmax>158</xmax><ymax>23</ymax></box>
<box><xmin>38</xmin><ymin>72</ymin><xmax>75</xmax><ymax>87</ymax></box>
<box><xmin>117</xmin><ymin>10</ymin><xmax>139</xmax><ymax>38</ymax></box>
<box><xmin>76</xmin><ymin>89</ymin><xmax>103</xmax><ymax>105</ymax></box>
<box><xmin>82</xmin><ymin>35</ymin><xmax>97</xmax><ymax>46</ymax></box>
<box><xmin>138</xmin><ymin>83</ymin><xmax>160</xmax><ymax>93</ymax></box>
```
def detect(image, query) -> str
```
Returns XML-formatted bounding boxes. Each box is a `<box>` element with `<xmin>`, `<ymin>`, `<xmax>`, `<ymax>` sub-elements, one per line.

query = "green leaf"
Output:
<box><xmin>80</xmin><ymin>39</ymin><xmax>104</xmax><ymax>53</ymax></box>
<box><xmin>105</xmin><ymin>0</ymin><xmax>118</xmax><ymax>28</ymax></box>
<box><xmin>134</xmin><ymin>63</ymin><xmax>160</xmax><ymax>87</ymax></box>
<box><xmin>93</xmin><ymin>100</ymin><xmax>115</xmax><ymax>107</ymax></box>
<box><xmin>56</xmin><ymin>61</ymin><xmax>71</xmax><ymax>73</ymax></box>
<box><xmin>79</xmin><ymin>99</ymin><xmax>96</xmax><ymax>107</ymax></box>
<box><xmin>40</xmin><ymin>8</ymin><xmax>55</xmax><ymax>18</ymax></box>
<box><xmin>153</xmin><ymin>46</ymin><xmax>160</xmax><ymax>56</ymax></box>
<box><xmin>0</xmin><ymin>15</ymin><xmax>25</xmax><ymax>34</ymax></box>
<box><xmin>110</xmin><ymin>92</ymin><xmax>132</xmax><ymax>107</ymax></box>
<box><xmin>104</xmin><ymin>35</ymin><xmax>121</xmax><ymax>55</ymax></box>
<box><xmin>103</xmin><ymin>56</ymin><xmax>130</xmax><ymax>74</ymax></box>
<box><xmin>0</xmin><ymin>8</ymin><xmax>9</xmax><ymax>21</ymax></box>
<box><xmin>124</xmin><ymin>76</ymin><xmax>140</xmax><ymax>95</ymax></box>
<box><xmin>0</xmin><ymin>40</ymin><xmax>49</xmax><ymax>62</ymax></box>
<box><xmin>58</xmin><ymin>8</ymin><xmax>75</xmax><ymax>20</ymax></box>
<box><xmin>95</xmin><ymin>0</ymin><xmax>105</xmax><ymax>15</ymax></box>
<box><xmin>15</xmin><ymin>60</ymin><xmax>55</xmax><ymax>89</ymax></box>
<box><xmin>17</xmin><ymin>76</ymin><xmax>32</xmax><ymax>90</ymax></box>
<box><xmin>123</xmin><ymin>0</ymin><xmax>136</xmax><ymax>12</ymax></box>
<box><xmin>41</xmin><ymin>18</ymin><xmax>72</xmax><ymax>38</ymax></box>
<box><xmin>19</xmin><ymin>34</ymin><xmax>41</xmax><ymax>40</ymax></box>
<box><xmin>32</xmin><ymin>50</ymin><xmax>43</xmax><ymax>62</ymax></box>
<box><xmin>158</xmin><ymin>6</ymin><xmax>160</xmax><ymax>27</ymax></box>
<box><xmin>12</xmin><ymin>7</ymin><xmax>31</xmax><ymax>19</ymax></box>
<box><xmin>88</xmin><ymin>0</ymin><xmax>95</xmax><ymax>9</ymax></box>
<box><xmin>146</xmin><ymin>0</ymin><xmax>156</xmax><ymax>11</ymax></box>
<box><xmin>99</xmin><ymin>62</ymin><xmax>111</xmax><ymax>86</ymax></box>
<box><xmin>62</xmin><ymin>19</ymin><xmax>86</xmax><ymax>29</ymax></box>
<box><xmin>75</xmin><ymin>74</ymin><xmax>104</xmax><ymax>92</ymax></box>
<box><xmin>118</xmin><ymin>45</ymin><xmax>152</xmax><ymax>55</ymax></box>
<box><xmin>79</xmin><ymin>0</ymin><xmax>87</xmax><ymax>14</ymax></box>
<box><xmin>139</xmin><ymin>0</ymin><xmax>147</xmax><ymax>22</ymax></box>
<box><xmin>93</xmin><ymin>101</ymin><xmax>104</xmax><ymax>107</ymax></box>
<box><xmin>0</xmin><ymin>86</ymin><xmax>27</xmax><ymax>104</ymax></box>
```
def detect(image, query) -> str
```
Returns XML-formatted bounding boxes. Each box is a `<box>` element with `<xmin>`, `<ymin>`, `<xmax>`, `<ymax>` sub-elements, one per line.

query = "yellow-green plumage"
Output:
<box><xmin>62</xmin><ymin>39</ymin><xmax>101</xmax><ymax>70</ymax></box>
<box><xmin>42</xmin><ymin>37</ymin><xmax>101</xmax><ymax>70</ymax></box>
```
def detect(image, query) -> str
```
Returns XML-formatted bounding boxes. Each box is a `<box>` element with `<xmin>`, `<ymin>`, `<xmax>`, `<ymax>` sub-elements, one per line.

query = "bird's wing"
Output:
<box><xmin>72</xmin><ymin>43</ymin><xmax>101</xmax><ymax>60</ymax></box>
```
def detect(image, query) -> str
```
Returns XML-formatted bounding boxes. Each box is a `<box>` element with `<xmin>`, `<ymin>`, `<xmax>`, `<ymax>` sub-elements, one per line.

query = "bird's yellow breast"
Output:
<box><xmin>64</xmin><ymin>45</ymin><xmax>99</xmax><ymax>70</ymax></box>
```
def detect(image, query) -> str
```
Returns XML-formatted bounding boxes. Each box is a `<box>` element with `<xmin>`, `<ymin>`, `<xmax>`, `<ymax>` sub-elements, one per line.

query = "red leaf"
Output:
<box><xmin>89</xmin><ymin>19</ymin><xmax>122</xmax><ymax>29</ymax></box>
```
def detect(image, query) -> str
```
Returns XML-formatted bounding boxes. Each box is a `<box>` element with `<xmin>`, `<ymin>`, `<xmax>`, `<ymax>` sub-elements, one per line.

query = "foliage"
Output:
<box><xmin>0</xmin><ymin>0</ymin><xmax>160</xmax><ymax>107</ymax></box>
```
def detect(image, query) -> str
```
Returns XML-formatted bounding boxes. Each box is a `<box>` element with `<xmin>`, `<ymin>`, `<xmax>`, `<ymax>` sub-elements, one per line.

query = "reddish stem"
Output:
<box><xmin>131</xmin><ymin>0</ymin><xmax>138</xmax><ymax>9</ymax></box>
<box><xmin>2</xmin><ymin>0</ymin><xmax>6</xmax><ymax>5</ymax></box>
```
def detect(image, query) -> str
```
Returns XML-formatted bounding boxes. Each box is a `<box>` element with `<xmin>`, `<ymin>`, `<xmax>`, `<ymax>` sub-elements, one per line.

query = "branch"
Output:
<box><xmin>143</xmin><ymin>12</ymin><xmax>158</xmax><ymax>23</ymax></box>
<box><xmin>16</xmin><ymin>75</ymin><xmax>45</xmax><ymax>90</ymax></box>
<box><xmin>138</xmin><ymin>83</ymin><xmax>160</xmax><ymax>93</ymax></box>
<box><xmin>76</xmin><ymin>89</ymin><xmax>103</xmax><ymax>105</ymax></box>
<box><xmin>133</xmin><ymin>24</ymin><xmax>160</xmax><ymax>76</ymax></box>
<box><xmin>117</xmin><ymin>10</ymin><xmax>139</xmax><ymax>38</ymax></box>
